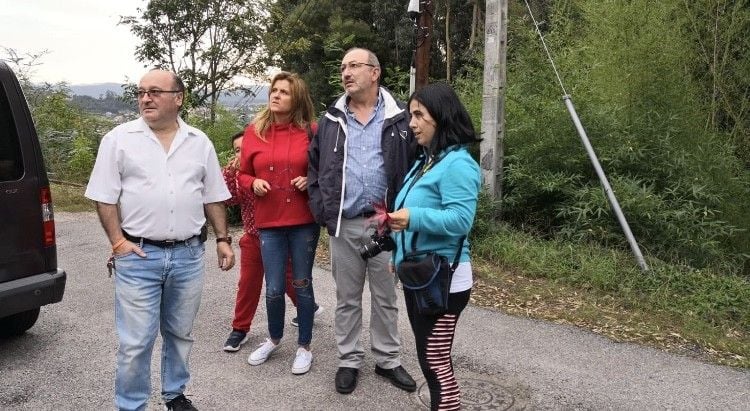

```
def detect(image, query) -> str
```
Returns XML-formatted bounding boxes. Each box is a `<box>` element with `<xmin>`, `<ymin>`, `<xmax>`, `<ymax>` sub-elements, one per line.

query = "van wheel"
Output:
<box><xmin>0</xmin><ymin>308</ymin><xmax>41</xmax><ymax>337</ymax></box>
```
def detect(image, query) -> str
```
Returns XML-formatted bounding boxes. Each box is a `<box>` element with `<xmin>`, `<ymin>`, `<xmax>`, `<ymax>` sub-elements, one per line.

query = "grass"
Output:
<box><xmin>470</xmin><ymin>220</ymin><xmax>750</xmax><ymax>368</ymax></box>
<box><xmin>50</xmin><ymin>182</ymin><xmax>94</xmax><ymax>212</ymax></box>
<box><xmin>53</xmin><ymin>183</ymin><xmax>750</xmax><ymax>368</ymax></box>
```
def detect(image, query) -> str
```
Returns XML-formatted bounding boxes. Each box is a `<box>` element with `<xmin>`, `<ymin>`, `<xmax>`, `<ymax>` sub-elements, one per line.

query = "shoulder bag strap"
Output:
<box><xmin>397</xmin><ymin>157</ymin><xmax>426</xmax><ymax>255</ymax></box>
<box><xmin>397</xmin><ymin>147</ymin><xmax>461</xmax><ymax>256</ymax></box>
<box><xmin>450</xmin><ymin>236</ymin><xmax>466</xmax><ymax>272</ymax></box>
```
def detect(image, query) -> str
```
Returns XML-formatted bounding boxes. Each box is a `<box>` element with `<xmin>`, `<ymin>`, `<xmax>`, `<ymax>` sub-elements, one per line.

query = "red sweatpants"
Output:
<box><xmin>231</xmin><ymin>232</ymin><xmax>296</xmax><ymax>332</ymax></box>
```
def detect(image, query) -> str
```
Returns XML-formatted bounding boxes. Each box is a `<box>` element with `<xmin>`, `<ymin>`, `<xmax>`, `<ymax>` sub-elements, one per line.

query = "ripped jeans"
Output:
<box><xmin>259</xmin><ymin>223</ymin><xmax>320</xmax><ymax>346</ymax></box>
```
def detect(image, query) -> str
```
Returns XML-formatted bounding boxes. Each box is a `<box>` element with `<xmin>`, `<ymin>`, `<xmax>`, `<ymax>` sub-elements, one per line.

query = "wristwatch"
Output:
<box><xmin>216</xmin><ymin>236</ymin><xmax>232</xmax><ymax>245</ymax></box>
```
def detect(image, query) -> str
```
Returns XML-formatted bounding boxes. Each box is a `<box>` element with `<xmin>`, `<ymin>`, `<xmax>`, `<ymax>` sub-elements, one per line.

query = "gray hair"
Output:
<box><xmin>344</xmin><ymin>47</ymin><xmax>380</xmax><ymax>69</ymax></box>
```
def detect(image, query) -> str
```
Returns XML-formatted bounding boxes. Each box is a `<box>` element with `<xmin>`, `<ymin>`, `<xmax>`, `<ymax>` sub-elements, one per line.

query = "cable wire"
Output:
<box><xmin>522</xmin><ymin>0</ymin><xmax>568</xmax><ymax>96</ymax></box>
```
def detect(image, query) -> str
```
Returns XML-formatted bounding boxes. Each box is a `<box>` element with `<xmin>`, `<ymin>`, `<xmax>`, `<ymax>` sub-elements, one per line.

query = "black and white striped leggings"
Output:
<box><xmin>404</xmin><ymin>288</ymin><xmax>471</xmax><ymax>411</ymax></box>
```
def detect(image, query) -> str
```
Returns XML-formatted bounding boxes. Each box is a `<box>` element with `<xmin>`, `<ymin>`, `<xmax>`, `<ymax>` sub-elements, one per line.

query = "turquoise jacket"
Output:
<box><xmin>391</xmin><ymin>146</ymin><xmax>481</xmax><ymax>268</ymax></box>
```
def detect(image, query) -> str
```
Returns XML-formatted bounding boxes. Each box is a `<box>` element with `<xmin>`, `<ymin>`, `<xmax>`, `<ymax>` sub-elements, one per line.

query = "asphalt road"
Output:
<box><xmin>0</xmin><ymin>212</ymin><xmax>747</xmax><ymax>410</ymax></box>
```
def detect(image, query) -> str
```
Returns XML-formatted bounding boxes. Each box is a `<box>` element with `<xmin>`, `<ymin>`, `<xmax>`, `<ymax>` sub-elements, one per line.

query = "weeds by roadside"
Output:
<box><xmin>470</xmin><ymin>222</ymin><xmax>750</xmax><ymax>368</ymax></box>
<box><xmin>51</xmin><ymin>183</ymin><xmax>93</xmax><ymax>212</ymax></box>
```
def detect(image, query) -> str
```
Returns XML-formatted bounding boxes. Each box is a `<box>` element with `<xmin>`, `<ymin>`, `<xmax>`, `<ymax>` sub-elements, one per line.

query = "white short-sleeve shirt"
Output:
<box><xmin>85</xmin><ymin>117</ymin><xmax>230</xmax><ymax>240</ymax></box>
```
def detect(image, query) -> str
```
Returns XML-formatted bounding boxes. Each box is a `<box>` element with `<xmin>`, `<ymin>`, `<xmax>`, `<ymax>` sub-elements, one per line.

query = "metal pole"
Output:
<box><xmin>563</xmin><ymin>96</ymin><xmax>649</xmax><ymax>272</ymax></box>
<box><xmin>521</xmin><ymin>0</ymin><xmax>649</xmax><ymax>272</ymax></box>
<box><xmin>409</xmin><ymin>66</ymin><xmax>416</xmax><ymax>95</ymax></box>
<box><xmin>408</xmin><ymin>0</ymin><xmax>419</xmax><ymax>95</ymax></box>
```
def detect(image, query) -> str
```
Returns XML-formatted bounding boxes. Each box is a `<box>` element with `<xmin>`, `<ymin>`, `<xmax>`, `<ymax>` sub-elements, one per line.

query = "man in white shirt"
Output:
<box><xmin>85</xmin><ymin>69</ymin><xmax>234</xmax><ymax>411</ymax></box>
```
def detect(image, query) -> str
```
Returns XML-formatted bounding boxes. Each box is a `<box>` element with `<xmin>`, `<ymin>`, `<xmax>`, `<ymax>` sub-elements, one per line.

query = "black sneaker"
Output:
<box><xmin>223</xmin><ymin>330</ymin><xmax>249</xmax><ymax>352</ymax></box>
<box><xmin>164</xmin><ymin>394</ymin><xmax>197</xmax><ymax>411</ymax></box>
<box><xmin>291</xmin><ymin>304</ymin><xmax>323</xmax><ymax>327</ymax></box>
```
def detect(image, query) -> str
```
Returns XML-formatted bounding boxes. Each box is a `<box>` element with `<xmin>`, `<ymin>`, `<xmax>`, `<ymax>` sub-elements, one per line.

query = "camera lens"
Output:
<box><xmin>358</xmin><ymin>241</ymin><xmax>381</xmax><ymax>260</ymax></box>
<box><xmin>358</xmin><ymin>232</ymin><xmax>396</xmax><ymax>260</ymax></box>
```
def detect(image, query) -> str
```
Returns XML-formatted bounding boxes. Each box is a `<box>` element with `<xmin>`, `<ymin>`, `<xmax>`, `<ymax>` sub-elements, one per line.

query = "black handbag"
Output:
<box><xmin>397</xmin><ymin>237</ymin><xmax>464</xmax><ymax>315</ymax></box>
<box><xmin>394</xmin><ymin>152</ymin><xmax>464</xmax><ymax>315</ymax></box>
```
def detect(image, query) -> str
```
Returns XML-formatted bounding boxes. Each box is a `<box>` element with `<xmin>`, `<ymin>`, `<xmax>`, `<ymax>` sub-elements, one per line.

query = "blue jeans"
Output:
<box><xmin>113</xmin><ymin>238</ymin><xmax>205</xmax><ymax>411</ymax></box>
<box><xmin>260</xmin><ymin>223</ymin><xmax>319</xmax><ymax>346</ymax></box>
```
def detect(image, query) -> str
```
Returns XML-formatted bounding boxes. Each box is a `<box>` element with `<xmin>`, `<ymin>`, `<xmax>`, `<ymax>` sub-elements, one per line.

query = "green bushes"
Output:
<box><xmin>472</xmin><ymin>194</ymin><xmax>750</xmax><ymax>339</ymax></box>
<box><xmin>490</xmin><ymin>0</ymin><xmax>749</xmax><ymax>274</ymax></box>
<box><xmin>30</xmin><ymin>85</ymin><xmax>112</xmax><ymax>184</ymax></box>
<box><xmin>188</xmin><ymin>105</ymin><xmax>247</xmax><ymax>163</ymax></box>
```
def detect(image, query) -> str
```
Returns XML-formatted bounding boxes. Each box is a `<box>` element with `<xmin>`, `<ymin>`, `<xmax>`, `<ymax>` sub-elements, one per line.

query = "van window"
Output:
<box><xmin>0</xmin><ymin>85</ymin><xmax>24</xmax><ymax>181</ymax></box>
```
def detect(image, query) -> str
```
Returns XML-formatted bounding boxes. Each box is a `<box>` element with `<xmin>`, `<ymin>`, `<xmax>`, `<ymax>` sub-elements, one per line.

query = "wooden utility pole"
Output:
<box><xmin>480</xmin><ymin>0</ymin><xmax>508</xmax><ymax>200</ymax></box>
<box><xmin>414</xmin><ymin>0</ymin><xmax>434</xmax><ymax>91</ymax></box>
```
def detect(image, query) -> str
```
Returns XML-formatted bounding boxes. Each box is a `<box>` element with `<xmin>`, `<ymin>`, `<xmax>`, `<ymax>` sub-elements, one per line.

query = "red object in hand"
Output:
<box><xmin>371</xmin><ymin>201</ymin><xmax>391</xmax><ymax>236</ymax></box>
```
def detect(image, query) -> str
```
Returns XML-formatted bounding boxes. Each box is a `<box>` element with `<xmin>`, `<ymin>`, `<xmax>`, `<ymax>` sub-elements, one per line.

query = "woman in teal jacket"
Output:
<box><xmin>388</xmin><ymin>83</ymin><xmax>481</xmax><ymax>410</ymax></box>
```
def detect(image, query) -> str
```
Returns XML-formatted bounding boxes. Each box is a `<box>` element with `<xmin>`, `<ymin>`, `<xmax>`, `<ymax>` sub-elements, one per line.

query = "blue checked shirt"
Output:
<box><xmin>342</xmin><ymin>93</ymin><xmax>388</xmax><ymax>218</ymax></box>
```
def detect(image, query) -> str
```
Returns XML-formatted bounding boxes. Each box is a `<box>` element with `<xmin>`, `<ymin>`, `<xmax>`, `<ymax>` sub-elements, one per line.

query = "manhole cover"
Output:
<box><xmin>415</xmin><ymin>373</ymin><xmax>525</xmax><ymax>410</ymax></box>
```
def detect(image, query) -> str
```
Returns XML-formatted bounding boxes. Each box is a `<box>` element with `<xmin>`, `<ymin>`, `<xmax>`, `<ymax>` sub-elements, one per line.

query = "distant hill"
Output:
<box><xmin>70</xmin><ymin>83</ymin><xmax>124</xmax><ymax>98</ymax></box>
<box><xmin>70</xmin><ymin>94</ymin><xmax>136</xmax><ymax>115</ymax></box>
<box><xmin>69</xmin><ymin>82</ymin><xmax>269</xmax><ymax>106</ymax></box>
<box><xmin>221</xmin><ymin>85</ymin><xmax>269</xmax><ymax>106</ymax></box>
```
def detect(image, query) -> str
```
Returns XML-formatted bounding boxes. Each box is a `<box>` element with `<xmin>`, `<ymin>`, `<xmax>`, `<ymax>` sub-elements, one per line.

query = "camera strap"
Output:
<box><xmin>395</xmin><ymin>145</ymin><xmax>459</xmax><ymax>211</ymax></box>
<box><xmin>396</xmin><ymin>158</ymin><xmax>427</xmax><ymax>211</ymax></box>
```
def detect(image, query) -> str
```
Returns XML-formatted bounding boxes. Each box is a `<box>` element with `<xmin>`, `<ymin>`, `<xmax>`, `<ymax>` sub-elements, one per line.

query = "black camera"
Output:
<box><xmin>359</xmin><ymin>232</ymin><xmax>396</xmax><ymax>260</ymax></box>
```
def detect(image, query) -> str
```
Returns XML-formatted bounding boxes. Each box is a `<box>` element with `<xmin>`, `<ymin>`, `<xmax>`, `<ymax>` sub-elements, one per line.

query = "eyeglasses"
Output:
<box><xmin>339</xmin><ymin>62</ymin><xmax>376</xmax><ymax>73</ymax></box>
<box><xmin>136</xmin><ymin>89</ymin><xmax>183</xmax><ymax>98</ymax></box>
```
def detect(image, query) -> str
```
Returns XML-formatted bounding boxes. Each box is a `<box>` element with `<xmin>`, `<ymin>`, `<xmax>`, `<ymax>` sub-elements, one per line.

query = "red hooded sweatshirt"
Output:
<box><xmin>238</xmin><ymin>122</ymin><xmax>316</xmax><ymax>229</ymax></box>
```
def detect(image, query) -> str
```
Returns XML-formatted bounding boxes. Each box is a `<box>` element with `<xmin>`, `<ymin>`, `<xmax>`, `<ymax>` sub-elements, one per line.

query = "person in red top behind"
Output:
<box><xmin>221</xmin><ymin>131</ymin><xmax>323</xmax><ymax>353</ymax></box>
<box><xmin>239</xmin><ymin>72</ymin><xmax>320</xmax><ymax>375</ymax></box>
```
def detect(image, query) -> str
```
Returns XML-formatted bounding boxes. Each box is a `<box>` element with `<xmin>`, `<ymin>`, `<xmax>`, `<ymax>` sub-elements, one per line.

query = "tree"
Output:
<box><xmin>433</xmin><ymin>0</ymin><xmax>484</xmax><ymax>82</ymax></box>
<box><xmin>0</xmin><ymin>47</ymin><xmax>48</xmax><ymax>86</ymax></box>
<box><xmin>266</xmin><ymin>0</ymin><xmax>434</xmax><ymax>108</ymax></box>
<box><xmin>266</xmin><ymin>0</ymin><xmax>378</xmax><ymax>109</ymax></box>
<box><xmin>120</xmin><ymin>0</ymin><xmax>270</xmax><ymax>123</ymax></box>
<box><xmin>265</xmin><ymin>0</ymin><xmax>485</xmax><ymax>105</ymax></box>
<box><xmin>681</xmin><ymin>0</ymin><xmax>750</xmax><ymax>166</ymax></box>
<box><xmin>2</xmin><ymin>47</ymin><xmax>111</xmax><ymax>183</ymax></box>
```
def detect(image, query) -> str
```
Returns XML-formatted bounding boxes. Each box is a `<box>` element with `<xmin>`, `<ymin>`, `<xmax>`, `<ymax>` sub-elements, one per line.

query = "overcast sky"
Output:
<box><xmin>1</xmin><ymin>0</ymin><xmax>148</xmax><ymax>84</ymax></box>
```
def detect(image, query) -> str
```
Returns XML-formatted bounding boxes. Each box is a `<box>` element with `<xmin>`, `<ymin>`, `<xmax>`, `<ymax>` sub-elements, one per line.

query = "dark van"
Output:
<box><xmin>0</xmin><ymin>60</ymin><xmax>66</xmax><ymax>336</ymax></box>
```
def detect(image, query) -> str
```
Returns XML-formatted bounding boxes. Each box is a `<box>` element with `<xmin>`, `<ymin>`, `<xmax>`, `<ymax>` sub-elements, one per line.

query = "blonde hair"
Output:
<box><xmin>253</xmin><ymin>72</ymin><xmax>315</xmax><ymax>141</ymax></box>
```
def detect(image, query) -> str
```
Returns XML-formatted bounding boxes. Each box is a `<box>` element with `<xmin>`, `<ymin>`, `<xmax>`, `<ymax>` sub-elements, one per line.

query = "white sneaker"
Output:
<box><xmin>292</xmin><ymin>347</ymin><xmax>313</xmax><ymax>375</ymax></box>
<box><xmin>247</xmin><ymin>338</ymin><xmax>279</xmax><ymax>366</ymax></box>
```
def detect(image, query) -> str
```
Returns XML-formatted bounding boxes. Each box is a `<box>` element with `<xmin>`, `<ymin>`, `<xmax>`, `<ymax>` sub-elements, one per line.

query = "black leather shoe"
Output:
<box><xmin>375</xmin><ymin>365</ymin><xmax>417</xmax><ymax>392</ymax></box>
<box><xmin>335</xmin><ymin>367</ymin><xmax>359</xmax><ymax>394</ymax></box>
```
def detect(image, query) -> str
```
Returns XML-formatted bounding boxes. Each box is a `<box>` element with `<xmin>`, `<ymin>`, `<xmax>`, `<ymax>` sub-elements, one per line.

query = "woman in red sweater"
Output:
<box><xmin>239</xmin><ymin>72</ymin><xmax>320</xmax><ymax>375</ymax></box>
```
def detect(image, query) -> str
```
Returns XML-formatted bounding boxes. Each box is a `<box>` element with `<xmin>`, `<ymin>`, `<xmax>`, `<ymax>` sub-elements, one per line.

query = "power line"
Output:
<box><xmin>522</xmin><ymin>0</ymin><xmax>567</xmax><ymax>96</ymax></box>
